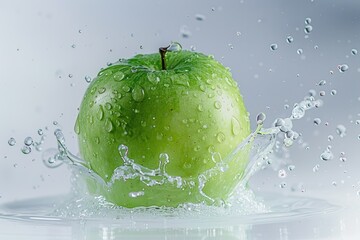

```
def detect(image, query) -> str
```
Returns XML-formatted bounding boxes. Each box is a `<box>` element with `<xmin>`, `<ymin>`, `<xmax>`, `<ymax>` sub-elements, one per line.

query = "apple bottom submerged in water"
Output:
<box><xmin>75</xmin><ymin>47</ymin><xmax>251</xmax><ymax>207</ymax></box>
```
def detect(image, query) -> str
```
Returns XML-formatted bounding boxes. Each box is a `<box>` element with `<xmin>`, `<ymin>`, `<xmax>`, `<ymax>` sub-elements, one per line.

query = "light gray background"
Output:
<box><xmin>0</xmin><ymin>0</ymin><xmax>359</xmax><ymax>205</ymax></box>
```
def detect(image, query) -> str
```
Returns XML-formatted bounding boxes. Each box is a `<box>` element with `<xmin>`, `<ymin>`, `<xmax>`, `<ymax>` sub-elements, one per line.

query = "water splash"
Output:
<box><xmin>39</xmin><ymin>92</ymin><xmax>322</xmax><ymax>211</ymax></box>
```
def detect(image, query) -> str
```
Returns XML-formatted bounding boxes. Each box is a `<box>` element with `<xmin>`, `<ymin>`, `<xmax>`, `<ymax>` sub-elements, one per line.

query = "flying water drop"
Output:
<box><xmin>338</xmin><ymin>64</ymin><xmax>349</xmax><ymax>72</ymax></box>
<box><xmin>336</xmin><ymin>124</ymin><xmax>346</xmax><ymax>137</ymax></box>
<box><xmin>286</xmin><ymin>36</ymin><xmax>294</xmax><ymax>43</ymax></box>
<box><xmin>270</xmin><ymin>44</ymin><xmax>278</xmax><ymax>51</ymax></box>
<box><xmin>8</xmin><ymin>137</ymin><xmax>16</xmax><ymax>146</ymax></box>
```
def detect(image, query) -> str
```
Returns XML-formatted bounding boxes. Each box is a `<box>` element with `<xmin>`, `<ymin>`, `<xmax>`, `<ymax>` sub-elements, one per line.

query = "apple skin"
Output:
<box><xmin>75</xmin><ymin>50</ymin><xmax>250</xmax><ymax>207</ymax></box>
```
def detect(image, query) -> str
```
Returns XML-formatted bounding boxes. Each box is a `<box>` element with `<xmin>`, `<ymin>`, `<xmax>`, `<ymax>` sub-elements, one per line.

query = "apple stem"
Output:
<box><xmin>159</xmin><ymin>46</ymin><xmax>169</xmax><ymax>70</ymax></box>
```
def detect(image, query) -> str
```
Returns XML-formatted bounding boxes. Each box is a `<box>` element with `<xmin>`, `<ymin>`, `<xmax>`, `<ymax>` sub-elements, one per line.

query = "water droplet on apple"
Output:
<box><xmin>105</xmin><ymin>118</ymin><xmax>115</xmax><ymax>133</ymax></box>
<box><xmin>105</xmin><ymin>102</ymin><xmax>112</xmax><ymax>110</ymax></box>
<box><xmin>197</xmin><ymin>104</ymin><xmax>204</xmax><ymax>112</ymax></box>
<box><xmin>122</xmin><ymin>86</ymin><xmax>131</xmax><ymax>92</ymax></box>
<box><xmin>74</xmin><ymin>116</ymin><xmax>80</xmax><ymax>134</ymax></box>
<box><xmin>214</xmin><ymin>101</ymin><xmax>222</xmax><ymax>109</ymax></box>
<box><xmin>90</xmin><ymin>87</ymin><xmax>97</xmax><ymax>95</ymax></box>
<box><xmin>278</xmin><ymin>169</ymin><xmax>287</xmax><ymax>178</ymax></box>
<box><xmin>132</xmin><ymin>85</ymin><xmax>145</xmax><ymax>102</ymax></box>
<box><xmin>89</xmin><ymin>115</ymin><xmax>94</xmax><ymax>124</ymax></box>
<box><xmin>98</xmin><ymin>87</ymin><xmax>106</xmax><ymax>94</ymax></box>
<box><xmin>156</xmin><ymin>132</ymin><xmax>163</xmax><ymax>140</ymax></box>
<box><xmin>199</xmin><ymin>85</ymin><xmax>206</xmax><ymax>92</ymax></box>
<box><xmin>216</xmin><ymin>132</ymin><xmax>226</xmax><ymax>143</ymax></box>
<box><xmin>168</xmin><ymin>42</ymin><xmax>182</xmax><ymax>52</ymax></box>
<box><xmin>8</xmin><ymin>137</ymin><xmax>16</xmax><ymax>146</ymax></box>
<box><xmin>208</xmin><ymin>92</ymin><xmax>215</xmax><ymax>98</ymax></box>
<box><xmin>97</xmin><ymin>105</ymin><xmax>104</xmax><ymax>120</ymax></box>
<box><xmin>193</xmin><ymin>146</ymin><xmax>201</xmax><ymax>151</ymax></box>
<box><xmin>147</xmin><ymin>72</ymin><xmax>160</xmax><ymax>84</ymax></box>
<box><xmin>129</xmin><ymin>191</ymin><xmax>145</xmax><ymax>198</ymax></box>
<box><xmin>95</xmin><ymin>137</ymin><xmax>100</xmax><ymax>144</ymax></box>
<box><xmin>231</xmin><ymin>117</ymin><xmax>241</xmax><ymax>136</ymax></box>
<box><xmin>113</xmin><ymin>72</ymin><xmax>125</xmax><ymax>81</ymax></box>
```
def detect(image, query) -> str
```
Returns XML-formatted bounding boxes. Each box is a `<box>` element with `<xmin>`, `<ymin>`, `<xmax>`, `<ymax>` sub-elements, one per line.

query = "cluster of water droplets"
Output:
<box><xmin>8</xmin><ymin>128</ymin><xmax>47</xmax><ymax>155</ymax></box>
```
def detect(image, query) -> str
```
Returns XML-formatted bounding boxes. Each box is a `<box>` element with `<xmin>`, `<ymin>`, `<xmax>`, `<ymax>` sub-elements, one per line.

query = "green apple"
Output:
<box><xmin>75</xmin><ymin>45</ymin><xmax>251</xmax><ymax>207</ymax></box>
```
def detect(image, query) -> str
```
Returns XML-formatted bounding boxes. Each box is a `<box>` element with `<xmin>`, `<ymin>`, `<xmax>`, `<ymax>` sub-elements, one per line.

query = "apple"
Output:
<box><xmin>75</xmin><ymin>44</ymin><xmax>250</xmax><ymax>207</ymax></box>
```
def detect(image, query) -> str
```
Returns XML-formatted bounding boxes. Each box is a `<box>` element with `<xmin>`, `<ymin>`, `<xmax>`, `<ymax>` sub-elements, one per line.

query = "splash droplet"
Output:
<box><xmin>351</xmin><ymin>49</ymin><xmax>357</xmax><ymax>55</ymax></box>
<box><xmin>84</xmin><ymin>76</ymin><xmax>92</xmax><ymax>83</ymax></box>
<box><xmin>278</xmin><ymin>169</ymin><xmax>287</xmax><ymax>178</ymax></box>
<box><xmin>336</xmin><ymin>124</ymin><xmax>346</xmax><ymax>137</ymax></box>
<box><xmin>313</xmin><ymin>118</ymin><xmax>321</xmax><ymax>125</ymax></box>
<box><xmin>8</xmin><ymin>137</ymin><xmax>16</xmax><ymax>146</ymax></box>
<box><xmin>288</xmin><ymin>165</ymin><xmax>295</xmax><ymax>171</ymax></box>
<box><xmin>338</xmin><ymin>64</ymin><xmax>349</xmax><ymax>73</ymax></box>
<box><xmin>38</xmin><ymin>129</ymin><xmax>43</xmax><ymax>136</ymax></box>
<box><xmin>180</xmin><ymin>25</ymin><xmax>191</xmax><ymax>38</ymax></box>
<box><xmin>98</xmin><ymin>87</ymin><xmax>106</xmax><ymax>94</ymax></box>
<box><xmin>195</xmin><ymin>14</ymin><xmax>206</xmax><ymax>21</ymax></box>
<box><xmin>256</xmin><ymin>112</ymin><xmax>266</xmax><ymax>125</ymax></box>
<box><xmin>304</xmin><ymin>25</ymin><xmax>313</xmax><ymax>34</ymax></box>
<box><xmin>305</xmin><ymin>17</ymin><xmax>312</xmax><ymax>24</ymax></box>
<box><xmin>286</xmin><ymin>36</ymin><xmax>294</xmax><ymax>43</ymax></box>
<box><xmin>21</xmin><ymin>146</ymin><xmax>31</xmax><ymax>154</ymax></box>
<box><xmin>24</xmin><ymin>137</ymin><xmax>33</xmax><ymax>146</ymax></box>
<box><xmin>320</xmin><ymin>149</ymin><xmax>333</xmax><ymax>161</ymax></box>
<box><xmin>313</xmin><ymin>164</ymin><xmax>320</xmax><ymax>172</ymax></box>
<box><xmin>147</xmin><ymin>72</ymin><xmax>160</xmax><ymax>84</ymax></box>
<box><xmin>270</xmin><ymin>44</ymin><xmax>278</xmax><ymax>51</ymax></box>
